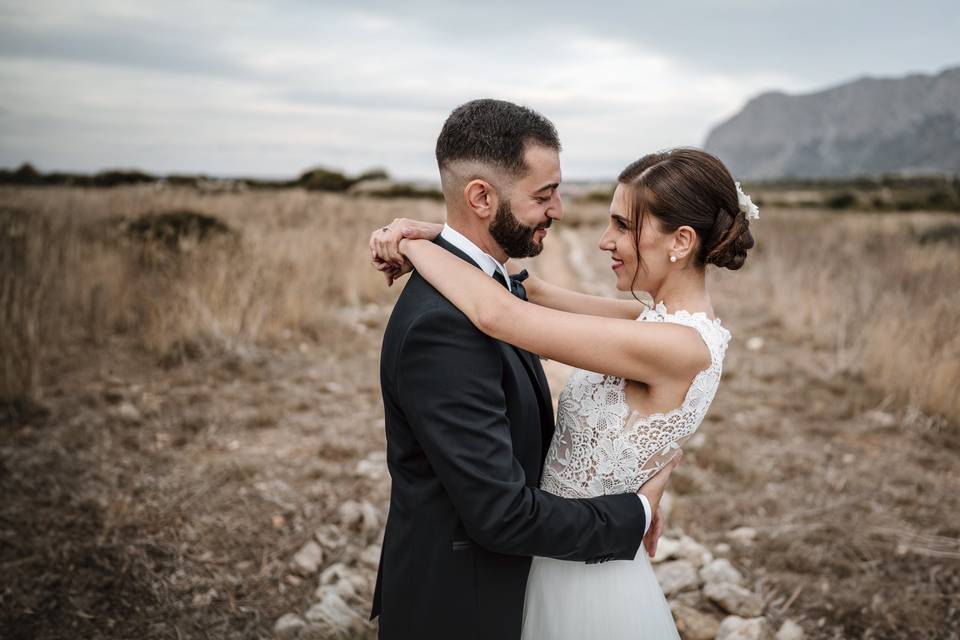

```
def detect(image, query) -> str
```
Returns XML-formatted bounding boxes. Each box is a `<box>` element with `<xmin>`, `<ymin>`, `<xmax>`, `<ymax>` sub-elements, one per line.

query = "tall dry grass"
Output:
<box><xmin>3</xmin><ymin>185</ymin><xmax>957</xmax><ymax>425</ymax></box>
<box><xmin>0</xmin><ymin>186</ymin><xmax>444</xmax><ymax>400</ymax></box>
<box><xmin>0</xmin><ymin>207</ymin><xmax>70</xmax><ymax>402</ymax></box>
<box><xmin>744</xmin><ymin>209</ymin><xmax>960</xmax><ymax>424</ymax></box>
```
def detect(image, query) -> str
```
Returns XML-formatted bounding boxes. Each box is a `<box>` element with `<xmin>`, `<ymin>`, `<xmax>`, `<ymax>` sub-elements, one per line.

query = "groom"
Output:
<box><xmin>371</xmin><ymin>99</ymin><xmax>678</xmax><ymax>639</ymax></box>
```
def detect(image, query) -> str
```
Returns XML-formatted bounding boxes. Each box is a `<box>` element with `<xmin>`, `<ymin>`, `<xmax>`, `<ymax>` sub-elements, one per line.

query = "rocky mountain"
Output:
<box><xmin>704</xmin><ymin>66</ymin><xmax>960</xmax><ymax>179</ymax></box>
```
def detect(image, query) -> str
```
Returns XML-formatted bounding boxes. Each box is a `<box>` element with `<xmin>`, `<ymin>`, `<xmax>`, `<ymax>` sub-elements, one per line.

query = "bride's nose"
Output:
<box><xmin>598</xmin><ymin>224</ymin><xmax>615</xmax><ymax>251</ymax></box>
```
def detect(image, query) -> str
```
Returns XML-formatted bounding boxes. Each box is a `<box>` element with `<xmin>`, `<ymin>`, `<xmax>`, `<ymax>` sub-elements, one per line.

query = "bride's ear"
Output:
<box><xmin>464</xmin><ymin>179</ymin><xmax>497</xmax><ymax>220</ymax></box>
<box><xmin>671</xmin><ymin>225</ymin><xmax>697</xmax><ymax>262</ymax></box>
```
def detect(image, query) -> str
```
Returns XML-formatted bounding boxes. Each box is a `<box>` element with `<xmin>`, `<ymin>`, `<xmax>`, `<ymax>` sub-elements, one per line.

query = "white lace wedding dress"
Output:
<box><xmin>522</xmin><ymin>304</ymin><xmax>731</xmax><ymax>639</ymax></box>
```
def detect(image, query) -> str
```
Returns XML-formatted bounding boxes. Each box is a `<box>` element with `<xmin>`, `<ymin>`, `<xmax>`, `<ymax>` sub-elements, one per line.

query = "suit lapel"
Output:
<box><xmin>513</xmin><ymin>349</ymin><xmax>555</xmax><ymax>465</ymax></box>
<box><xmin>434</xmin><ymin>236</ymin><xmax>554</xmax><ymax>435</ymax></box>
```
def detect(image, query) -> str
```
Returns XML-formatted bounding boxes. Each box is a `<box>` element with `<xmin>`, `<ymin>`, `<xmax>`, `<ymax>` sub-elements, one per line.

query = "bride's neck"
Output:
<box><xmin>648</xmin><ymin>267</ymin><xmax>711</xmax><ymax>315</ymax></box>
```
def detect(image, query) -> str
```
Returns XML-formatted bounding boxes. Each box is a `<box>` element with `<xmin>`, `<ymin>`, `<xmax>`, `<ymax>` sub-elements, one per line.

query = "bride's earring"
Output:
<box><xmin>669</xmin><ymin>255</ymin><xmax>677</xmax><ymax>263</ymax></box>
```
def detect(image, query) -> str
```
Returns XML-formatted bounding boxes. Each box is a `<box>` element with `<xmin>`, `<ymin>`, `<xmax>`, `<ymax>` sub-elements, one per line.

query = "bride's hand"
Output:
<box><xmin>369</xmin><ymin>218</ymin><xmax>442</xmax><ymax>286</ymax></box>
<box><xmin>643</xmin><ymin>507</ymin><xmax>665</xmax><ymax>557</ymax></box>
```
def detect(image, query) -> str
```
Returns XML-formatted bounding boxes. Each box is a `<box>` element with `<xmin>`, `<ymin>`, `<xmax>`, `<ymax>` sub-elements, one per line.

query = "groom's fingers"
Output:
<box><xmin>377</xmin><ymin>231</ymin><xmax>403</xmax><ymax>266</ymax></box>
<box><xmin>402</xmin><ymin>221</ymin><xmax>436</xmax><ymax>240</ymax></box>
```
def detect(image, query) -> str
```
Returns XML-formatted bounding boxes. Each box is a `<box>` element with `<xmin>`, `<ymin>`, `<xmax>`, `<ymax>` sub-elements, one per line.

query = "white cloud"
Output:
<box><xmin>0</xmin><ymin>0</ymin><xmax>955</xmax><ymax>179</ymax></box>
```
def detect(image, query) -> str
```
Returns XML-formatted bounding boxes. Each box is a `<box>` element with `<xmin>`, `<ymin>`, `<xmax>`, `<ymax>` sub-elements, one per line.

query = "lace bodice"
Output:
<box><xmin>540</xmin><ymin>304</ymin><xmax>731</xmax><ymax>498</ymax></box>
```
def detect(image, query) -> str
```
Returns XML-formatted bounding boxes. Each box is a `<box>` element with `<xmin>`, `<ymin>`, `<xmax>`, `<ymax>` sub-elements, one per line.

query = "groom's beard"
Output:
<box><xmin>489</xmin><ymin>201</ymin><xmax>549</xmax><ymax>259</ymax></box>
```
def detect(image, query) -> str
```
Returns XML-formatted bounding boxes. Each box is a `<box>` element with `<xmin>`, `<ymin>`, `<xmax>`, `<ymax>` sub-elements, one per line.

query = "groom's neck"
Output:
<box><xmin>444</xmin><ymin>218</ymin><xmax>508</xmax><ymax>263</ymax></box>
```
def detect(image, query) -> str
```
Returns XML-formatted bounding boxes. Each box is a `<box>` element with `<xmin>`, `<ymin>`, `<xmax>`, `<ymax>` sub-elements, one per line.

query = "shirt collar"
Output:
<box><xmin>439</xmin><ymin>224</ymin><xmax>511</xmax><ymax>287</ymax></box>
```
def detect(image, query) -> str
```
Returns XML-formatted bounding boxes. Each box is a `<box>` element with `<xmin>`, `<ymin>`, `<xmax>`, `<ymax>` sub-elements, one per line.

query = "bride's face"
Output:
<box><xmin>598</xmin><ymin>183</ymin><xmax>673</xmax><ymax>293</ymax></box>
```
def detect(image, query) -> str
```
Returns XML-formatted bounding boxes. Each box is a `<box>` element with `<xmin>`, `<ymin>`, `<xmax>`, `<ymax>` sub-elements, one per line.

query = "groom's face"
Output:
<box><xmin>490</xmin><ymin>144</ymin><xmax>563</xmax><ymax>258</ymax></box>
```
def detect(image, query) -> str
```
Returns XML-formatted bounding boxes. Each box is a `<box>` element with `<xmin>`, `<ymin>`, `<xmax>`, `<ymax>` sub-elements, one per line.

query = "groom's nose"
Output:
<box><xmin>548</xmin><ymin>192</ymin><xmax>564</xmax><ymax>221</ymax></box>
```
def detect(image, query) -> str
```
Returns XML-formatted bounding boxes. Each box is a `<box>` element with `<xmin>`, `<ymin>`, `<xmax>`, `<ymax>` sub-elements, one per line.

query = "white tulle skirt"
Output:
<box><xmin>521</xmin><ymin>544</ymin><xmax>680</xmax><ymax>640</ymax></box>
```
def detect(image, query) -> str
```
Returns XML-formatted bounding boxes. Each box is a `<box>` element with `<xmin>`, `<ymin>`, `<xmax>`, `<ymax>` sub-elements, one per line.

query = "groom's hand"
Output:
<box><xmin>369</xmin><ymin>218</ymin><xmax>441</xmax><ymax>286</ymax></box>
<box><xmin>637</xmin><ymin>450</ymin><xmax>682</xmax><ymax>521</ymax></box>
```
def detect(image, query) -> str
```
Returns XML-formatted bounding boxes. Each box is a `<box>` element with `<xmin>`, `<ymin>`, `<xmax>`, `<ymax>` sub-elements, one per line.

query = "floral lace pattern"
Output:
<box><xmin>540</xmin><ymin>304</ymin><xmax>731</xmax><ymax>498</ymax></box>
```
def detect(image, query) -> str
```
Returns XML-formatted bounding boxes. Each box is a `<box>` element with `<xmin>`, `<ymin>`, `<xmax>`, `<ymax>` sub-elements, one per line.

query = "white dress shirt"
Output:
<box><xmin>438</xmin><ymin>224</ymin><xmax>653</xmax><ymax>537</ymax></box>
<box><xmin>440</xmin><ymin>224</ymin><xmax>512</xmax><ymax>291</ymax></box>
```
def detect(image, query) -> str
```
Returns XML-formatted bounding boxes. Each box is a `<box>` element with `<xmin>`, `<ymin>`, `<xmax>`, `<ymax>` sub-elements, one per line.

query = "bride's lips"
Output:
<box><xmin>611</xmin><ymin>256</ymin><xmax>624</xmax><ymax>270</ymax></box>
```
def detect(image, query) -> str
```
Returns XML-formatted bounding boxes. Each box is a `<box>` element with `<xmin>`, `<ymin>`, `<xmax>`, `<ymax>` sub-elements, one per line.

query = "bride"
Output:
<box><xmin>371</xmin><ymin>147</ymin><xmax>756</xmax><ymax>638</ymax></box>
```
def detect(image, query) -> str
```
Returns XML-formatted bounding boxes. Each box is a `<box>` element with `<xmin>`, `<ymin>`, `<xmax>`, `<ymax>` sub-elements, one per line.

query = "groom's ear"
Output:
<box><xmin>464</xmin><ymin>179</ymin><xmax>497</xmax><ymax>220</ymax></box>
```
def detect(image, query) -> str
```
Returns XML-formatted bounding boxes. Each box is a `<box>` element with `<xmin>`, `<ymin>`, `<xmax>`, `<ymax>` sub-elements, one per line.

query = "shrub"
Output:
<box><xmin>826</xmin><ymin>191</ymin><xmax>857</xmax><ymax>209</ymax></box>
<box><xmin>298</xmin><ymin>167</ymin><xmax>355</xmax><ymax>192</ymax></box>
<box><xmin>125</xmin><ymin>210</ymin><xmax>234</xmax><ymax>251</ymax></box>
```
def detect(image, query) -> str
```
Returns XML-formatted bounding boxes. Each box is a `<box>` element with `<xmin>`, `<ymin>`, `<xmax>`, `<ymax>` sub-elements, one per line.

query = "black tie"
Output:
<box><xmin>493</xmin><ymin>269</ymin><xmax>529</xmax><ymax>301</ymax></box>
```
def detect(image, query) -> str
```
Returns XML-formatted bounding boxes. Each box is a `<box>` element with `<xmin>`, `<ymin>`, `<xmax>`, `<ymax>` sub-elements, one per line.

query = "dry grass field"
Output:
<box><xmin>1</xmin><ymin>186</ymin><xmax>958</xmax><ymax>639</ymax></box>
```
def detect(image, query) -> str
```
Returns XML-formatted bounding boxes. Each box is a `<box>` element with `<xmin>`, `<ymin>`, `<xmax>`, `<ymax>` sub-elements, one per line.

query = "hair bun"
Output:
<box><xmin>705</xmin><ymin>208</ymin><xmax>755</xmax><ymax>271</ymax></box>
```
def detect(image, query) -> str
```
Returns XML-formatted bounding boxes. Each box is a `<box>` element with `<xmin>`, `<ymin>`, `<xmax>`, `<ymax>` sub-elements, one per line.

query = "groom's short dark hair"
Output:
<box><xmin>435</xmin><ymin>99</ymin><xmax>561</xmax><ymax>177</ymax></box>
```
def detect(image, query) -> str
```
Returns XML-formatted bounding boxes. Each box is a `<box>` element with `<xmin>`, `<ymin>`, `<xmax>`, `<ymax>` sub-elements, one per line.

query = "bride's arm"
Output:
<box><xmin>370</xmin><ymin>217</ymin><xmax>646</xmax><ymax>319</ymax></box>
<box><xmin>402</xmin><ymin>239</ymin><xmax>709</xmax><ymax>384</ymax></box>
<box><xmin>514</xmin><ymin>266</ymin><xmax>649</xmax><ymax>320</ymax></box>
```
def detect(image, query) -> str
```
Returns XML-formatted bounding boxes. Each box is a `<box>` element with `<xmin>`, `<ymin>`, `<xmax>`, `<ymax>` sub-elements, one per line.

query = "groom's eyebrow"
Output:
<box><xmin>534</xmin><ymin>182</ymin><xmax>559</xmax><ymax>194</ymax></box>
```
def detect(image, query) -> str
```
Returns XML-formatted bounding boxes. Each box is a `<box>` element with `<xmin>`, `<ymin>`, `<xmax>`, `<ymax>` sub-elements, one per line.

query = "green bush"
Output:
<box><xmin>826</xmin><ymin>191</ymin><xmax>857</xmax><ymax>209</ymax></box>
<box><xmin>298</xmin><ymin>167</ymin><xmax>355</xmax><ymax>192</ymax></box>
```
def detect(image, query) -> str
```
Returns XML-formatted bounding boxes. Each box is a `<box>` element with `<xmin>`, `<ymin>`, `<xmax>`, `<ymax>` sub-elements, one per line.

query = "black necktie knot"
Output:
<box><xmin>493</xmin><ymin>269</ymin><xmax>529</xmax><ymax>301</ymax></box>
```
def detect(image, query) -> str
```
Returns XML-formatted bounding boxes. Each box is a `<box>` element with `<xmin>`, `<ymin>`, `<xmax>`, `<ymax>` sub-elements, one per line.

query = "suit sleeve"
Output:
<box><xmin>396</xmin><ymin>304</ymin><xmax>645</xmax><ymax>561</ymax></box>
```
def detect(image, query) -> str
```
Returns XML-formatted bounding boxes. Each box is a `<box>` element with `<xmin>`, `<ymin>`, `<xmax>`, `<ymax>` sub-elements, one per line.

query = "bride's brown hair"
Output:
<box><xmin>619</xmin><ymin>148</ymin><xmax>755</xmax><ymax>272</ymax></box>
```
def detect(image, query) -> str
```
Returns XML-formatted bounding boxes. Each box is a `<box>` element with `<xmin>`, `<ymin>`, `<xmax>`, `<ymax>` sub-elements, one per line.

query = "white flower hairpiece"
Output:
<box><xmin>735</xmin><ymin>181</ymin><xmax>760</xmax><ymax>220</ymax></box>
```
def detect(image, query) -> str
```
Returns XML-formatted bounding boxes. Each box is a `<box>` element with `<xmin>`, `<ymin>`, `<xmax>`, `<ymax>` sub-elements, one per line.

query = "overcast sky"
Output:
<box><xmin>1</xmin><ymin>1</ymin><xmax>957</xmax><ymax>180</ymax></box>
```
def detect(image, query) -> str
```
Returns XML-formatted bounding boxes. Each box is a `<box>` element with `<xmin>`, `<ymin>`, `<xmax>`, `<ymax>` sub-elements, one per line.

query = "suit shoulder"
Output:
<box><xmin>392</xmin><ymin>272</ymin><xmax>476</xmax><ymax>329</ymax></box>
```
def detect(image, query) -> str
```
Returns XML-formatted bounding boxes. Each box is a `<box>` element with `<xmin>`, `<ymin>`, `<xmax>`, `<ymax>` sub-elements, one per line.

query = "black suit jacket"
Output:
<box><xmin>371</xmin><ymin>237</ymin><xmax>646</xmax><ymax>640</ymax></box>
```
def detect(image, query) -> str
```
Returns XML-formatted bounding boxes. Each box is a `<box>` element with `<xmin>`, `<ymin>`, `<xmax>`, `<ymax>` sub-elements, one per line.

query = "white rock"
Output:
<box><xmin>273</xmin><ymin>613</ymin><xmax>307</xmax><ymax>639</ymax></box>
<box><xmin>337</xmin><ymin>500</ymin><xmax>381</xmax><ymax>537</ymax></box>
<box><xmin>705</xmin><ymin>582</ymin><xmax>764</xmax><ymax>617</ymax></box>
<box><xmin>356</xmin><ymin>458</ymin><xmax>385</xmax><ymax>478</ymax></box>
<box><xmin>700</xmin><ymin>558</ymin><xmax>745</xmax><ymax>586</ymax></box>
<box><xmin>191</xmin><ymin>588</ymin><xmax>217</xmax><ymax>608</ymax></box>
<box><xmin>659</xmin><ymin>491</ymin><xmax>674</xmax><ymax>522</ymax></box>
<box><xmin>304</xmin><ymin>587</ymin><xmax>365</xmax><ymax>638</ymax></box>
<box><xmin>360</xmin><ymin>543</ymin><xmax>382</xmax><ymax>568</ymax></box>
<box><xmin>650</xmin><ymin>535</ymin><xmax>680</xmax><ymax>563</ymax></box>
<box><xmin>115</xmin><ymin>401</ymin><xmax>142</xmax><ymax>423</ymax></box>
<box><xmin>714</xmin><ymin>542</ymin><xmax>732</xmax><ymax>556</ymax></box>
<box><xmin>863</xmin><ymin>409</ymin><xmax>896</xmax><ymax>428</ymax></box>
<box><xmin>668</xmin><ymin>602</ymin><xmax>720</xmax><ymax>640</ymax></box>
<box><xmin>716</xmin><ymin>616</ymin><xmax>774</xmax><ymax>640</ymax></box>
<box><xmin>317</xmin><ymin>562</ymin><xmax>367</xmax><ymax>601</ymax></box>
<box><xmin>315</xmin><ymin>524</ymin><xmax>347</xmax><ymax>552</ymax></box>
<box><xmin>686</xmin><ymin>432</ymin><xmax>707</xmax><ymax>450</ymax></box>
<box><xmin>676</xmin><ymin>535</ymin><xmax>713</xmax><ymax>568</ymax></box>
<box><xmin>746</xmin><ymin>336</ymin><xmax>765</xmax><ymax>351</ymax></box>
<box><xmin>727</xmin><ymin>526</ymin><xmax>758</xmax><ymax>545</ymax></box>
<box><xmin>653</xmin><ymin>560</ymin><xmax>700</xmax><ymax>595</ymax></box>
<box><xmin>254</xmin><ymin>479</ymin><xmax>301</xmax><ymax>512</ymax></box>
<box><xmin>775</xmin><ymin>619</ymin><xmax>805</xmax><ymax>640</ymax></box>
<box><xmin>291</xmin><ymin>540</ymin><xmax>324</xmax><ymax>575</ymax></box>
<box><xmin>319</xmin><ymin>562</ymin><xmax>350</xmax><ymax>585</ymax></box>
